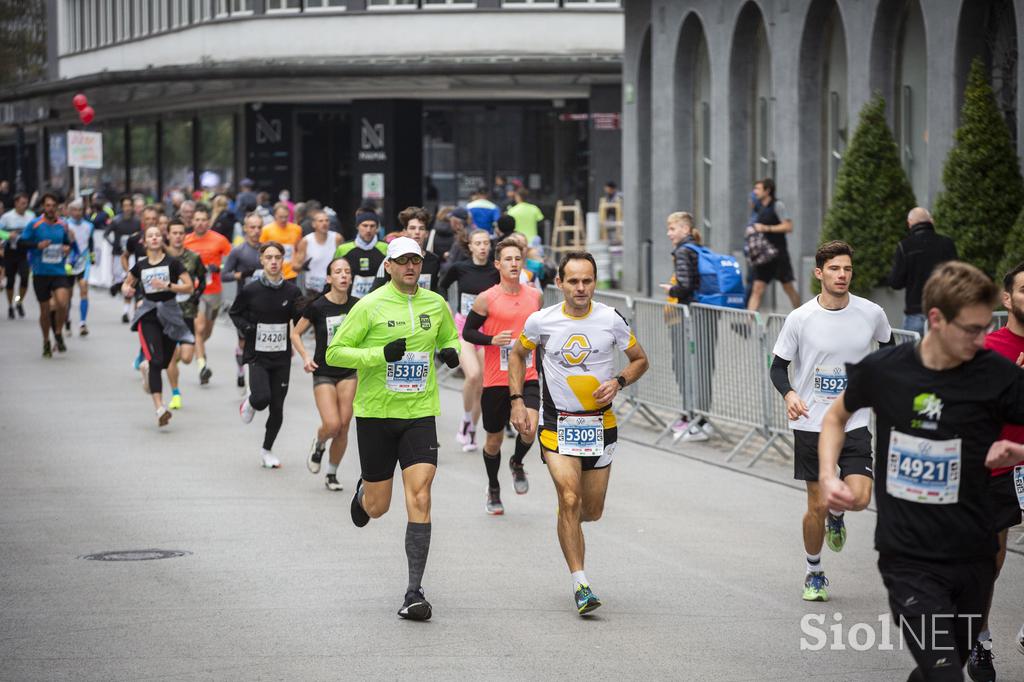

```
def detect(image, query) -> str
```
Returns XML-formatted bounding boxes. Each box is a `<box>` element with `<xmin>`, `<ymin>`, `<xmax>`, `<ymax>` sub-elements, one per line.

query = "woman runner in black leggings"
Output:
<box><xmin>229</xmin><ymin>241</ymin><xmax>301</xmax><ymax>469</ymax></box>
<box><xmin>121</xmin><ymin>225</ymin><xmax>195</xmax><ymax>427</ymax></box>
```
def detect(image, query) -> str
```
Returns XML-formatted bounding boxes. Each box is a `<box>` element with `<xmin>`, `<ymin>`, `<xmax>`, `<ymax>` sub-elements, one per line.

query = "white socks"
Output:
<box><xmin>806</xmin><ymin>554</ymin><xmax>822</xmax><ymax>574</ymax></box>
<box><xmin>828</xmin><ymin>509</ymin><xmax>845</xmax><ymax>518</ymax></box>
<box><xmin>326</xmin><ymin>462</ymin><xmax>338</xmax><ymax>475</ymax></box>
<box><xmin>571</xmin><ymin>570</ymin><xmax>589</xmax><ymax>590</ymax></box>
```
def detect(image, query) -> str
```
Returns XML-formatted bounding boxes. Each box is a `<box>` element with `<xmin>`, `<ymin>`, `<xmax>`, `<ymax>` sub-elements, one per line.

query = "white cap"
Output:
<box><xmin>386</xmin><ymin>236</ymin><xmax>423</xmax><ymax>260</ymax></box>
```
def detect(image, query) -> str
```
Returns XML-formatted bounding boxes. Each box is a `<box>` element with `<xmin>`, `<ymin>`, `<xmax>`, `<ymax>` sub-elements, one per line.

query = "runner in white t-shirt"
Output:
<box><xmin>769</xmin><ymin>240</ymin><xmax>892</xmax><ymax>602</ymax></box>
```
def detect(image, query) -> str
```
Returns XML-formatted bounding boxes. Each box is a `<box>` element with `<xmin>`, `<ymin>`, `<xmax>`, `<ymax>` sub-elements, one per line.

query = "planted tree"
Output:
<box><xmin>934</xmin><ymin>57</ymin><xmax>1024</xmax><ymax>278</ymax></box>
<box><xmin>818</xmin><ymin>94</ymin><xmax>916</xmax><ymax>296</ymax></box>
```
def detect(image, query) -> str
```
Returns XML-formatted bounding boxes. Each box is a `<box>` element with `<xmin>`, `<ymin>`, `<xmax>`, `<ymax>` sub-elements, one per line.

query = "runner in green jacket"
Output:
<box><xmin>325</xmin><ymin>236</ymin><xmax>460</xmax><ymax>622</ymax></box>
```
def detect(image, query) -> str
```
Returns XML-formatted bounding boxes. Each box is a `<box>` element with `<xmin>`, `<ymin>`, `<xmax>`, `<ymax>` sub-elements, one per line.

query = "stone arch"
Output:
<box><xmin>955</xmin><ymin>0</ymin><xmax>1018</xmax><ymax>146</ymax></box>
<box><xmin>673</xmin><ymin>12</ymin><xmax>712</xmax><ymax>238</ymax></box>
<box><xmin>729</xmin><ymin>1</ymin><xmax>772</xmax><ymax>251</ymax></box>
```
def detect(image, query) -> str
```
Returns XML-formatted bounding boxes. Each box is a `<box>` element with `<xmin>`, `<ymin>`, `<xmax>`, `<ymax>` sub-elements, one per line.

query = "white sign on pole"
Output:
<box><xmin>362</xmin><ymin>172</ymin><xmax>384</xmax><ymax>200</ymax></box>
<box><xmin>67</xmin><ymin>130</ymin><xmax>103</xmax><ymax>169</ymax></box>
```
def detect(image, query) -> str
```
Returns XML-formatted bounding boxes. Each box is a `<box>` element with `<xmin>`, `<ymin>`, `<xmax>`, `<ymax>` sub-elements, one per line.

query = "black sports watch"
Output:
<box><xmin>615</xmin><ymin>375</ymin><xmax>627</xmax><ymax>389</ymax></box>
<box><xmin>509</xmin><ymin>394</ymin><xmax>525</xmax><ymax>402</ymax></box>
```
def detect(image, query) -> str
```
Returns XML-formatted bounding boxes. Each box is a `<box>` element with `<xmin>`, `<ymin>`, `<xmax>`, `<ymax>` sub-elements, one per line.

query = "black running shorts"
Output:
<box><xmin>32</xmin><ymin>274</ymin><xmax>71</xmax><ymax>302</ymax></box>
<box><xmin>481</xmin><ymin>381</ymin><xmax>540</xmax><ymax>434</ymax></box>
<box><xmin>989</xmin><ymin>471</ymin><xmax>1023</xmax><ymax>532</ymax></box>
<box><xmin>356</xmin><ymin>416</ymin><xmax>439</xmax><ymax>483</ymax></box>
<box><xmin>793</xmin><ymin>427</ymin><xmax>873</xmax><ymax>482</ymax></box>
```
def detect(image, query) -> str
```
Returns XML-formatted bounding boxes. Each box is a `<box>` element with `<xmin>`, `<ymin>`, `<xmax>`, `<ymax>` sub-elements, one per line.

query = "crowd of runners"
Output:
<box><xmin>3</xmin><ymin>185</ymin><xmax>1023</xmax><ymax>681</ymax></box>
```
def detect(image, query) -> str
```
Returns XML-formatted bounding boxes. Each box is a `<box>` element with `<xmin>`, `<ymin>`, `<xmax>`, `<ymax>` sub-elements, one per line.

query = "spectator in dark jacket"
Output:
<box><xmin>659</xmin><ymin>211</ymin><xmax>712</xmax><ymax>442</ymax></box>
<box><xmin>889</xmin><ymin>207</ymin><xmax>958</xmax><ymax>335</ymax></box>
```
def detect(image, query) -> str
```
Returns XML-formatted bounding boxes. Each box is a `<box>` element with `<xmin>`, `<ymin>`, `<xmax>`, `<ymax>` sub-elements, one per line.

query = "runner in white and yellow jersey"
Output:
<box><xmin>508</xmin><ymin>251</ymin><xmax>649</xmax><ymax>616</ymax></box>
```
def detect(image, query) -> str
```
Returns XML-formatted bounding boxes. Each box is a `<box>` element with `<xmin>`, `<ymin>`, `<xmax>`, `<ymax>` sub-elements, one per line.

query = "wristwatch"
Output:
<box><xmin>615</xmin><ymin>375</ymin><xmax>627</xmax><ymax>389</ymax></box>
<box><xmin>509</xmin><ymin>394</ymin><xmax>524</xmax><ymax>402</ymax></box>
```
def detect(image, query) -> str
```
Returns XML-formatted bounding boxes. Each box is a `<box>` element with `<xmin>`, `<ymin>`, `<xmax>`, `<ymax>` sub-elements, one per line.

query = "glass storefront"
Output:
<box><xmin>79</xmin><ymin>124</ymin><xmax>126</xmax><ymax>198</ymax></box>
<box><xmin>199</xmin><ymin>113</ymin><xmax>235</xmax><ymax>197</ymax></box>
<box><xmin>130</xmin><ymin>122</ymin><xmax>158</xmax><ymax>201</ymax></box>
<box><xmin>161</xmin><ymin>116</ymin><xmax>194</xmax><ymax>203</ymax></box>
<box><xmin>423</xmin><ymin>101</ymin><xmax>590</xmax><ymax>213</ymax></box>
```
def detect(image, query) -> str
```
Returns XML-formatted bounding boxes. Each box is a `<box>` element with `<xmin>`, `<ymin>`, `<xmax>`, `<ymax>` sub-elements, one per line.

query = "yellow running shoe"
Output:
<box><xmin>169</xmin><ymin>394</ymin><xmax>183</xmax><ymax>410</ymax></box>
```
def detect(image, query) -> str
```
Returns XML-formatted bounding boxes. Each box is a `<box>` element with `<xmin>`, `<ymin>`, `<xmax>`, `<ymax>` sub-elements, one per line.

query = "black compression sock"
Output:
<box><xmin>511</xmin><ymin>436</ymin><xmax>532</xmax><ymax>466</ymax></box>
<box><xmin>405</xmin><ymin>522</ymin><xmax>431</xmax><ymax>594</ymax></box>
<box><xmin>483</xmin><ymin>449</ymin><xmax>501</xmax><ymax>488</ymax></box>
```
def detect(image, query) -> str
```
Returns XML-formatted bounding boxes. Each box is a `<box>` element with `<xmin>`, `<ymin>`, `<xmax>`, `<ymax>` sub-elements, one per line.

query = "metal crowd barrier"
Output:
<box><xmin>533</xmin><ymin>287</ymin><xmax>926</xmax><ymax>469</ymax></box>
<box><xmin>992</xmin><ymin>311</ymin><xmax>1008</xmax><ymax>331</ymax></box>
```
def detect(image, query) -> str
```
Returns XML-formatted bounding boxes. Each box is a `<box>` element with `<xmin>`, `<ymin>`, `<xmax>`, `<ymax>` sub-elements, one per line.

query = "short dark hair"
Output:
<box><xmin>13</xmin><ymin>192</ymin><xmax>29</xmax><ymax>202</ymax></box>
<box><xmin>557</xmin><ymin>251</ymin><xmax>597</xmax><ymax>280</ymax></box>
<box><xmin>259</xmin><ymin>241</ymin><xmax>284</xmax><ymax>256</ymax></box>
<box><xmin>515</xmin><ymin>187</ymin><xmax>530</xmax><ymax>200</ymax></box>
<box><xmin>496</xmin><ymin>214</ymin><xmax>516</xmax><ymax>236</ymax></box>
<box><xmin>192</xmin><ymin>206</ymin><xmax>210</xmax><ymax>218</ymax></box>
<box><xmin>1003</xmin><ymin>262</ymin><xmax>1024</xmax><ymax>292</ymax></box>
<box><xmin>605</xmin><ymin>181</ymin><xmax>617</xmax><ymax>189</ymax></box>
<box><xmin>120</xmin><ymin>195</ymin><xmax>133</xmax><ymax>206</ymax></box>
<box><xmin>40</xmin><ymin>191</ymin><xmax>60</xmax><ymax>205</ymax></box>
<box><xmin>756</xmin><ymin>177</ymin><xmax>776</xmax><ymax>197</ymax></box>
<box><xmin>398</xmin><ymin>206</ymin><xmax>431</xmax><ymax>228</ymax></box>
<box><xmin>815</xmin><ymin>240</ymin><xmax>853</xmax><ymax>268</ymax></box>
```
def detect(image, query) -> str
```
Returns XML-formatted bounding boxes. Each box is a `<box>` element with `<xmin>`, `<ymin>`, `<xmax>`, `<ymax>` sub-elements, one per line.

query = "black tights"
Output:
<box><xmin>138</xmin><ymin>314</ymin><xmax>175</xmax><ymax>395</ymax></box>
<box><xmin>248</xmin><ymin>362</ymin><xmax>290</xmax><ymax>450</ymax></box>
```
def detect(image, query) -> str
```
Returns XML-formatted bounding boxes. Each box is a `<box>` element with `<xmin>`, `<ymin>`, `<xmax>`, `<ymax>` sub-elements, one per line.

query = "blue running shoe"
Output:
<box><xmin>575</xmin><ymin>584</ymin><xmax>602</xmax><ymax>615</ymax></box>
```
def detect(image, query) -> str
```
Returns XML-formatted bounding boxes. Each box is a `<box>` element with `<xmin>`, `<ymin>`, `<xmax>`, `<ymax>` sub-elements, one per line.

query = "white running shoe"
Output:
<box><xmin>462</xmin><ymin>428</ymin><xmax>478</xmax><ymax>453</ymax></box>
<box><xmin>156</xmin><ymin>406</ymin><xmax>172</xmax><ymax>427</ymax></box>
<box><xmin>261</xmin><ymin>451</ymin><xmax>281</xmax><ymax>469</ymax></box>
<box><xmin>677</xmin><ymin>423</ymin><xmax>710</xmax><ymax>443</ymax></box>
<box><xmin>1016</xmin><ymin>623</ymin><xmax>1024</xmax><ymax>656</ymax></box>
<box><xmin>455</xmin><ymin>420</ymin><xmax>471</xmax><ymax>446</ymax></box>
<box><xmin>239</xmin><ymin>395</ymin><xmax>255</xmax><ymax>424</ymax></box>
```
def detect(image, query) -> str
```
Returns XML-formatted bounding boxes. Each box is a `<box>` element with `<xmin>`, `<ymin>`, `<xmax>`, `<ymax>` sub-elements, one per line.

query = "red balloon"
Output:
<box><xmin>72</xmin><ymin>93</ymin><xmax>88</xmax><ymax>111</ymax></box>
<box><xmin>79</xmin><ymin>106</ymin><xmax>95</xmax><ymax>125</ymax></box>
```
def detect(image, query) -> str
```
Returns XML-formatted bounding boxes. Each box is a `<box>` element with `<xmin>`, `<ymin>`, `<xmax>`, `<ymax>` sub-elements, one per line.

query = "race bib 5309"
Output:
<box><xmin>557</xmin><ymin>414</ymin><xmax>604</xmax><ymax>458</ymax></box>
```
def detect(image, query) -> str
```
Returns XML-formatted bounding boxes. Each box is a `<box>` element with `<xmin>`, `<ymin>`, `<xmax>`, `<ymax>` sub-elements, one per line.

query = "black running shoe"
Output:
<box><xmin>64</xmin><ymin>319</ymin><xmax>71</xmax><ymax>332</ymax></box>
<box><xmin>967</xmin><ymin>640</ymin><xmax>995</xmax><ymax>682</ymax></box>
<box><xmin>55</xmin><ymin>335</ymin><xmax>67</xmax><ymax>353</ymax></box>
<box><xmin>236</xmin><ymin>374</ymin><xmax>245</xmax><ymax>388</ymax></box>
<box><xmin>199</xmin><ymin>365</ymin><xmax>212</xmax><ymax>385</ymax></box>
<box><xmin>350</xmin><ymin>479</ymin><xmax>370</xmax><ymax>527</ymax></box>
<box><xmin>42</xmin><ymin>340</ymin><xmax>52</xmax><ymax>358</ymax></box>
<box><xmin>109</xmin><ymin>283</ymin><xmax>120</xmax><ymax>297</ymax></box>
<box><xmin>16</xmin><ymin>302</ymin><xmax>25</xmax><ymax>318</ymax></box>
<box><xmin>509</xmin><ymin>459</ymin><xmax>529</xmax><ymax>495</ymax></box>
<box><xmin>397</xmin><ymin>588</ymin><xmax>432</xmax><ymax>621</ymax></box>
<box><xmin>7</xmin><ymin>307</ymin><xmax>14</xmax><ymax>320</ymax></box>
<box><xmin>325</xmin><ymin>474</ymin><xmax>343</xmax><ymax>491</ymax></box>
<box><xmin>121</xmin><ymin>312</ymin><xmax>129</xmax><ymax>324</ymax></box>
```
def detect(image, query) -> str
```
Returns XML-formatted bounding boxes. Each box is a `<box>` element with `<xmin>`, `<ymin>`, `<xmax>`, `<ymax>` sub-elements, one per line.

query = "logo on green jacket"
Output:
<box><xmin>419</xmin><ymin>313</ymin><xmax>431</xmax><ymax>330</ymax></box>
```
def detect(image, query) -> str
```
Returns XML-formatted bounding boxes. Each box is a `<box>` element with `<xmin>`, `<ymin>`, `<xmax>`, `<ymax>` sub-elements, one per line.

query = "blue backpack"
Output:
<box><xmin>682</xmin><ymin>243</ymin><xmax>746</xmax><ymax>309</ymax></box>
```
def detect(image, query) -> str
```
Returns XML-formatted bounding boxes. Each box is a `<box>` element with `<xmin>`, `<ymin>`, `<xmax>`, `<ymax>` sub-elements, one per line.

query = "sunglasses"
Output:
<box><xmin>391</xmin><ymin>255</ymin><xmax>423</xmax><ymax>266</ymax></box>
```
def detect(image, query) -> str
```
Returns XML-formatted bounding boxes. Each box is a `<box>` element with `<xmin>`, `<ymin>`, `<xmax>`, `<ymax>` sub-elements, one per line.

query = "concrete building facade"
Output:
<box><xmin>622</xmin><ymin>0</ymin><xmax>1022</xmax><ymax>301</ymax></box>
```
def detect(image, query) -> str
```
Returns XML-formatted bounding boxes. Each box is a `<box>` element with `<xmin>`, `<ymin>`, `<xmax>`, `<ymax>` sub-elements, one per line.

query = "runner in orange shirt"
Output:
<box><xmin>184</xmin><ymin>206</ymin><xmax>232</xmax><ymax>384</ymax></box>
<box><xmin>260</xmin><ymin>203</ymin><xmax>303</xmax><ymax>281</ymax></box>
<box><xmin>461</xmin><ymin>237</ymin><xmax>543</xmax><ymax>514</ymax></box>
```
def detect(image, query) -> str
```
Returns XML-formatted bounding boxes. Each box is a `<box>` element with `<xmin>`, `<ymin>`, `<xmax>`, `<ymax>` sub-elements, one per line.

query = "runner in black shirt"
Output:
<box><xmin>371</xmin><ymin>206</ymin><xmax>441</xmax><ymax>293</ymax></box>
<box><xmin>819</xmin><ymin>261</ymin><xmax>1024</xmax><ymax>682</ymax></box>
<box><xmin>291</xmin><ymin>257</ymin><xmax>359</xmax><ymax>491</ymax></box>
<box><xmin>121</xmin><ymin>226</ymin><xmax>194</xmax><ymax>428</ymax></box>
<box><xmin>439</xmin><ymin>228</ymin><xmax>500</xmax><ymax>453</ymax></box>
<box><xmin>107</xmin><ymin>197</ymin><xmax>142</xmax><ymax>321</ymax></box>
<box><xmin>230</xmin><ymin>241</ymin><xmax>302</xmax><ymax>469</ymax></box>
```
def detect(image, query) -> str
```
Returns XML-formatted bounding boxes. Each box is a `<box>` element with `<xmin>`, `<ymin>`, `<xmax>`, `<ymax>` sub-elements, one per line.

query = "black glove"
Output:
<box><xmin>383</xmin><ymin>338</ymin><xmax>407</xmax><ymax>363</ymax></box>
<box><xmin>439</xmin><ymin>347</ymin><xmax>460</xmax><ymax>369</ymax></box>
<box><xmin>207</xmin><ymin>263</ymin><xmax>220</xmax><ymax>274</ymax></box>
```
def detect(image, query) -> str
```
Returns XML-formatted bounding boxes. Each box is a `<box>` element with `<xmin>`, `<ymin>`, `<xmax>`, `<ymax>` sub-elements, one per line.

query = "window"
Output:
<box><xmin>192</xmin><ymin>0</ymin><xmax>212</xmax><ymax>22</ymax></box>
<box><xmin>170</xmin><ymin>0</ymin><xmax>189</xmax><ymax>27</ymax></box>
<box><xmin>131</xmin><ymin>0</ymin><xmax>149</xmax><ymax>36</ymax></box>
<box><xmin>199</xmin><ymin>113</ymin><xmax>235</xmax><ymax>195</ymax></box>
<box><xmin>700</xmin><ymin>102</ymin><xmax>711</xmax><ymax>234</ymax></box>
<box><xmin>502</xmin><ymin>0</ymin><xmax>558</xmax><ymax>6</ymax></box>
<box><xmin>304</xmin><ymin>0</ymin><xmax>346</xmax><ymax>8</ymax></box>
<box><xmin>563</xmin><ymin>0</ymin><xmax>620</xmax><ymax>6</ymax></box>
<box><xmin>153</xmin><ymin>0</ymin><xmax>168</xmax><ymax>31</ymax></box>
<box><xmin>161</xmin><ymin>117</ymin><xmax>194</xmax><ymax>201</ymax></box>
<box><xmin>901</xmin><ymin>84</ymin><xmax>914</xmax><ymax>180</ymax></box>
<box><xmin>422</xmin><ymin>0</ymin><xmax>475</xmax><ymax>7</ymax></box>
<box><xmin>214</xmin><ymin>0</ymin><xmax>230</xmax><ymax>17</ymax></box>
<box><xmin>130</xmin><ymin>123</ymin><xmax>158</xmax><ymax>198</ymax></box>
<box><xmin>266</xmin><ymin>0</ymin><xmax>301</xmax><ymax>11</ymax></box>
<box><xmin>231</xmin><ymin>0</ymin><xmax>254</xmax><ymax>13</ymax></box>
<box><xmin>368</xmin><ymin>0</ymin><xmax>417</xmax><ymax>9</ymax></box>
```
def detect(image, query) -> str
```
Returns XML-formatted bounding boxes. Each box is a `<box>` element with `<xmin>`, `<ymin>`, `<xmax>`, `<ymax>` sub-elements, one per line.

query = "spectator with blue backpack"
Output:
<box><xmin>661</xmin><ymin>212</ymin><xmax>718</xmax><ymax>443</ymax></box>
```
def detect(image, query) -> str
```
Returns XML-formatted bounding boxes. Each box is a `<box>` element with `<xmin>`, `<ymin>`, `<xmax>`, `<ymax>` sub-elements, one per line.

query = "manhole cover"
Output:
<box><xmin>80</xmin><ymin>549</ymin><xmax>191</xmax><ymax>562</ymax></box>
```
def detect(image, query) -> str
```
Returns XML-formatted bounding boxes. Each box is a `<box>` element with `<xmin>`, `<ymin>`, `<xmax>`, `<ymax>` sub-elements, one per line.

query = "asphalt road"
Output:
<box><xmin>1</xmin><ymin>291</ymin><xmax>1022</xmax><ymax>681</ymax></box>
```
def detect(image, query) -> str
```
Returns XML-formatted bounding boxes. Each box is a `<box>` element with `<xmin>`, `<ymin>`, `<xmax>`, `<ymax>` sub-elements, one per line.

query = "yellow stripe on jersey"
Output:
<box><xmin>626</xmin><ymin>333</ymin><xmax>637</xmax><ymax>350</ymax></box>
<box><xmin>519</xmin><ymin>333</ymin><xmax>537</xmax><ymax>351</ymax></box>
